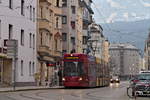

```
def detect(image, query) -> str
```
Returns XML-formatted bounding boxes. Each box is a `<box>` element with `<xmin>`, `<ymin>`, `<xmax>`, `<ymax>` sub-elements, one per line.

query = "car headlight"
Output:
<box><xmin>79</xmin><ymin>77</ymin><xmax>82</xmax><ymax>81</ymax></box>
<box><xmin>62</xmin><ymin>78</ymin><xmax>65</xmax><ymax>81</ymax></box>
<box><xmin>116</xmin><ymin>79</ymin><xmax>119</xmax><ymax>81</ymax></box>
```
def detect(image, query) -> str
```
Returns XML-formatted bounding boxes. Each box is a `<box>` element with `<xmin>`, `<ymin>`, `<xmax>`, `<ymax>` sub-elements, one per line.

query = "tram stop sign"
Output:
<box><xmin>6</xmin><ymin>39</ymin><xmax>18</xmax><ymax>58</ymax></box>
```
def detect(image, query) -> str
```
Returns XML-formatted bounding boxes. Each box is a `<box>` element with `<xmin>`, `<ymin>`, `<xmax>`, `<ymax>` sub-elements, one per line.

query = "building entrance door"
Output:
<box><xmin>0</xmin><ymin>64</ymin><xmax>1</xmax><ymax>83</ymax></box>
<box><xmin>0</xmin><ymin>59</ymin><xmax>3</xmax><ymax>84</ymax></box>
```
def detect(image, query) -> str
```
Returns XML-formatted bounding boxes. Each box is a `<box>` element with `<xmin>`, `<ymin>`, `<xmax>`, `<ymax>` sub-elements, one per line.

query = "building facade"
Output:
<box><xmin>81</xmin><ymin>0</ymin><xmax>94</xmax><ymax>54</ymax></box>
<box><xmin>89</xmin><ymin>23</ymin><xmax>110</xmax><ymax>79</ymax></box>
<box><xmin>89</xmin><ymin>23</ymin><xmax>104</xmax><ymax>58</ymax></box>
<box><xmin>62</xmin><ymin>0</ymin><xmax>93</xmax><ymax>54</ymax></box>
<box><xmin>144</xmin><ymin>32</ymin><xmax>150</xmax><ymax>70</ymax></box>
<box><xmin>0</xmin><ymin>0</ymin><xmax>37</xmax><ymax>86</ymax></box>
<box><xmin>109</xmin><ymin>43</ymin><xmax>141</xmax><ymax>79</ymax></box>
<box><xmin>37</xmin><ymin>0</ymin><xmax>62</xmax><ymax>86</ymax></box>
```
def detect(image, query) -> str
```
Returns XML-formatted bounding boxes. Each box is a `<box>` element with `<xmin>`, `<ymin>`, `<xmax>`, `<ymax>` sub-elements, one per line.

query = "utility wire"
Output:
<box><xmin>92</xmin><ymin>0</ymin><xmax>149</xmax><ymax>41</ymax></box>
<box><xmin>92</xmin><ymin>2</ymin><xmax>112</xmax><ymax>32</ymax></box>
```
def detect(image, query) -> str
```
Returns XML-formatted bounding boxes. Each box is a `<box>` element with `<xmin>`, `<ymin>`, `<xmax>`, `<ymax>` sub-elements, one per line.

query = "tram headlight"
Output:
<box><xmin>79</xmin><ymin>77</ymin><xmax>82</xmax><ymax>81</ymax></box>
<box><xmin>62</xmin><ymin>78</ymin><xmax>65</xmax><ymax>81</ymax></box>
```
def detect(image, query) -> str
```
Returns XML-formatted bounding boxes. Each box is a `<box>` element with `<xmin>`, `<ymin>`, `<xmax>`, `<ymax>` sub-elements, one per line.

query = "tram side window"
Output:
<box><xmin>88</xmin><ymin>64</ymin><xmax>91</xmax><ymax>75</ymax></box>
<box><xmin>77</xmin><ymin>62</ymin><xmax>84</xmax><ymax>75</ymax></box>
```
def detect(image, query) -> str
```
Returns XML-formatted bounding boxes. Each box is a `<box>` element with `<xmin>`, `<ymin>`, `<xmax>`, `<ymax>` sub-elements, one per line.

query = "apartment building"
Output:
<box><xmin>89</xmin><ymin>23</ymin><xmax>104</xmax><ymax>58</ymax></box>
<box><xmin>0</xmin><ymin>0</ymin><xmax>37</xmax><ymax>86</ymax></box>
<box><xmin>89</xmin><ymin>23</ymin><xmax>110</xmax><ymax>78</ymax></box>
<box><xmin>37</xmin><ymin>0</ymin><xmax>62</xmax><ymax>86</ymax></box>
<box><xmin>109</xmin><ymin>43</ymin><xmax>141</xmax><ymax>79</ymax></box>
<box><xmin>144</xmin><ymin>32</ymin><xmax>150</xmax><ymax>70</ymax></box>
<box><xmin>62</xmin><ymin>0</ymin><xmax>93</xmax><ymax>54</ymax></box>
<box><xmin>82</xmin><ymin>0</ymin><xmax>94</xmax><ymax>54</ymax></box>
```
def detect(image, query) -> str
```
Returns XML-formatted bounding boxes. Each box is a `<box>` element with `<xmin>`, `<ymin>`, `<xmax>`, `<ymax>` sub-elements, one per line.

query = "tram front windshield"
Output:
<box><xmin>64</xmin><ymin>62</ymin><xmax>84</xmax><ymax>76</ymax></box>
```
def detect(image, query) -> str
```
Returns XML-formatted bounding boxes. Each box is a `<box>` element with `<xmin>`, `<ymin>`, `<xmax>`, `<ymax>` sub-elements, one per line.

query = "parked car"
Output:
<box><xmin>130</xmin><ymin>72</ymin><xmax>150</xmax><ymax>96</ymax></box>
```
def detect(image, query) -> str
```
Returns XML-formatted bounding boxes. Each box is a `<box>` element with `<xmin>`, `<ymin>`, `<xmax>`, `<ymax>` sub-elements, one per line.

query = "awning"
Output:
<box><xmin>0</xmin><ymin>53</ymin><xmax>10</xmax><ymax>59</ymax></box>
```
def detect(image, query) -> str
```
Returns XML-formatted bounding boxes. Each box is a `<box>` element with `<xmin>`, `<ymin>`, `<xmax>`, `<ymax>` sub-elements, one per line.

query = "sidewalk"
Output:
<box><xmin>0</xmin><ymin>86</ymin><xmax>63</xmax><ymax>92</ymax></box>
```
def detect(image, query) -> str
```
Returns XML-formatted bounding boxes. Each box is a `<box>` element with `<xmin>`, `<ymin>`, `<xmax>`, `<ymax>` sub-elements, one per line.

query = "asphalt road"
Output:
<box><xmin>0</xmin><ymin>81</ymin><xmax>149</xmax><ymax>100</ymax></box>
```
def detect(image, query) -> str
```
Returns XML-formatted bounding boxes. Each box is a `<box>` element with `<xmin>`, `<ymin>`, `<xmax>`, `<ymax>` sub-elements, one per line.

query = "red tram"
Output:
<box><xmin>62</xmin><ymin>53</ymin><xmax>110</xmax><ymax>87</ymax></box>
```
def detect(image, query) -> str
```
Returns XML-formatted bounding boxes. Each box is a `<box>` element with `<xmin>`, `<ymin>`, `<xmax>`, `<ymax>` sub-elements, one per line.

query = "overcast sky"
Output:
<box><xmin>92</xmin><ymin>0</ymin><xmax>150</xmax><ymax>23</ymax></box>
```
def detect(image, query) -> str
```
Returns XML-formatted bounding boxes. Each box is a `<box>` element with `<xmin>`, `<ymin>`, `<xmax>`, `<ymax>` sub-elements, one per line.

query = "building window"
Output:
<box><xmin>21</xmin><ymin>29</ymin><xmax>24</xmax><ymax>45</ymax></box>
<box><xmin>71</xmin><ymin>6</ymin><xmax>75</xmax><ymax>14</ymax></box>
<box><xmin>56</xmin><ymin>17</ymin><xmax>59</xmax><ymax>28</ymax></box>
<box><xmin>71</xmin><ymin>21</ymin><xmax>75</xmax><ymax>29</ymax></box>
<box><xmin>21</xmin><ymin>60</ymin><xmax>23</xmax><ymax>76</ymax></box>
<box><xmin>21</xmin><ymin>0</ymin><xmax>24</xmax><ymax>15</ymax></box>
<box><xmin>55</xmin><ymin>39</ymin><xmax>58</xmax><ymax>50</ymax></box>
<box><xmin>83</xmin><ymin>36</ymin><xmax>87</xmax><ymax>44</ymax></box>
<box><xmin>71</xmin><ymin>37</ymin><xmax>75</xmax><ymax>45</ymax></box>
<box><xmin>40</xmin><ymin>6</ymin><xmax>43</xmax><ymax>18</ymax></box>
<box><xmin>32</xmin><ymin>62</ymin><xmax>35</xmax><ymax>75</ymax></box>
<box><xmin>83</xmin><ymin>22</ymin><xmax>88</xmax><ymax>29</ymax></box>
<box><xmin>49</xmin><ymin>34</ymin><xmax>52</xmax><ymax>49</ymax></box>
<box><xmin>8</xmin><ymin>24</ymin><xmax>13</xmax><ymax>39</ymax></box>
<box><xmin>29</xmin><ymin>33</ymin><xmax>32</xmax><ymax>48</ymax></box>
<box><xmin>30</xmin><ymin>5</ymin><xmax>32</xmax><ymax>20</ymax></box>
<box><xmin>56</xmin><ymin>0</ymin><xmax>60</xmax><ymax>7</ymax></box>
<box><xmin>33</xmin><ymin>34</ymin><xmax>35</xmax><ymax>49</ymax></box>
<box><xmin>40</xmin><ymin>32</ymin><xmax>43</xmax><ymax>45</ymax></box>
<box><xmin>9</xmin><ymin>0</ymin><xmax>13</xmax><ymax>9</ymax></box>
<box><xmin>62</xmin><ymin>0</ymin><xmax>67</xmax><ymax>7</ymax></box>
<box><xmin>62</xmin><ymin>16</ymin><xmax>67</xmax><ymax>24</ymax></box>
<box><xmin>29</xmin><ymin>61</ymin><xmax>31</xmax><ymax>76</ymax></box>
<box><xmin>62</xmin><ymin>33</ymin><xmax>67</xmax><ymax>41</ymax></box>
<box><xmin>46</xmin><ymin>33</ymin><xmax>49</xmax><ymax>46</ymax></box>
<box><xmin>62</xmin><ymin>50</ymin><xmax>67</xmax><ymax>54</ymax></box>
<box><xmin>0</xmin><ymin>20</ymin><xmax>1</xmax><ymax>38</ymax></box>
<box><xmin>33</xmin><ymin>8</ymin><xmax>35</xmax><ymax>22</ymax></box>
<box><xmin>49</xmin><ymin>10</ymin><xmax>52</xmax><ymax>17</ymax></box>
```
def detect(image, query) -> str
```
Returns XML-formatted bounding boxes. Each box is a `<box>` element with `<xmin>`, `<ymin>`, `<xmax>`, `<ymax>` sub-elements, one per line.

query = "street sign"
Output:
<box><xmin>6</xmin><ymin>40</ymin><xmax>18</xmax><ymax>58</ymax></box>
<box><xmin>6</xmin><ymin>40</ymin><xmax>18</xmax><ymax>47</ymax></box>
<box><xmin>4</xmin><ymin>39</ymin><xmax>18</xmax><ymax>91</ymax></box>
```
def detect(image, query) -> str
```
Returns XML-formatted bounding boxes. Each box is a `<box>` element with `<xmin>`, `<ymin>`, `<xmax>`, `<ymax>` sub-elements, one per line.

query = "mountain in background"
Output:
<box><xmin>101</xmin><ymin>19</ymin><xmax>150</xmax><ymax>54</ymax></box>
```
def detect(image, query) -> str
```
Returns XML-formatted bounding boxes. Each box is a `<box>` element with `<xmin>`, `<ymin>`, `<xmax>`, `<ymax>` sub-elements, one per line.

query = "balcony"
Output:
<box><xmin>53</xmin><ymin>50</ymin><xmax>62</xmax><ymax>57</ymax></box>
<box><xmin>38</xmin><ymin>19</ymin><xmax>51</xmax><ymax>31</ymax></box>
<box><xmin>40</xmin><ymin>0</ymin><xmax>52</xmax><ymax>4</ymax></box>
<box><xmin>79</xmin><ymin>0</ymin><xmax>94</xmax><ymax>14</ymax></box>
<box><xmin>38</xmin><ymin>45</ymin><xmax>52</xmax><ymax>56</ymax></box>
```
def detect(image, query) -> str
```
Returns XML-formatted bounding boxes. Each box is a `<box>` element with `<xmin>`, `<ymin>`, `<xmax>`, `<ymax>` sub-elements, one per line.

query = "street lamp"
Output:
<box><xmin>87</xmin><ymin>39</ymin><xmax>98</xmax><ymax>56</ymax></box>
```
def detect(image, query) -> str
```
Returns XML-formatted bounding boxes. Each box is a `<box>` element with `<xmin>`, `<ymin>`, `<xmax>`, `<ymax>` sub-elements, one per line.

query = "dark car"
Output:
<box><xmin>130</xmin><ymin>72</ymin><xmax>150</xmax><ymax>96</ymax></box>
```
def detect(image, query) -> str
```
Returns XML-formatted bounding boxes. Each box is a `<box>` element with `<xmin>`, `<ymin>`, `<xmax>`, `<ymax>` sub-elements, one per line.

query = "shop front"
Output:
<box><xmin>37</xmin><ymin>55</ymin><xmax>56</xmax><ymax>86</ymax></box>
<box><xmin>0</xmin><ymin>53</ymin><xmax>12</xmax><ymax>87</ymax></box>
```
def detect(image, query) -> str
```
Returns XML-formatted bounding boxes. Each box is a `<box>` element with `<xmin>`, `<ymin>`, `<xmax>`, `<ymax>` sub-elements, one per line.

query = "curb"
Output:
<box><xmin>0</xmin><ymin>86</ymin><xmax>64</xmax><ymax>93</ymax></box>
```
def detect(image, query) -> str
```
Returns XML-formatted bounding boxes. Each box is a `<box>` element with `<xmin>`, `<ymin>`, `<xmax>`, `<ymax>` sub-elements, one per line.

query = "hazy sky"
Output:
<box><xmin>92</xmin><ymin>0</ymin><xmax>150</xmax><ymax>23</ymax></box>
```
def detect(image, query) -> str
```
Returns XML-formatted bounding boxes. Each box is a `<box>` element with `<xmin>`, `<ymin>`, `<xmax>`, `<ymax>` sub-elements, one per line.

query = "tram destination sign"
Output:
<box><xmin>65</xmin><ymin>56</ymin><xmax>79</xmax><ymax>60</ymax></box>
